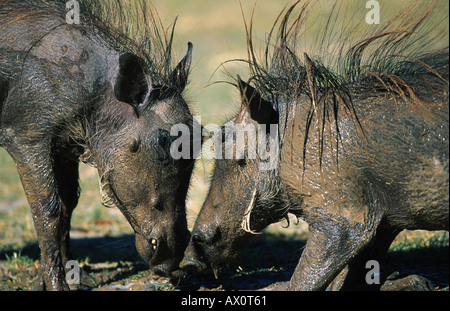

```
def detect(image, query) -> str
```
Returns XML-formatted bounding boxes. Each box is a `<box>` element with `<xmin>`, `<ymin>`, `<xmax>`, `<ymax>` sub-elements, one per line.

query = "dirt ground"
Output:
<box><xmin>0</xmin><ymin>229</ymin><xmax>448</xmax><ymax>291</ymax></box>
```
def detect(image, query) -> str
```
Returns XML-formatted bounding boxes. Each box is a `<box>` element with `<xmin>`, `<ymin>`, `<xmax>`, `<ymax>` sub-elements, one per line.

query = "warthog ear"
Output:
<box><xmin>237</xmin><ymin>76</ymin><xmax>278</xmax><ymax>126</ymax></box>
<box><xmin>171</xmin><ymin>42</ymin><xmax>193</xmax><ymax>91</ymax></box>
<box><xmin>114</xmin><ymin>53</ymin><xmax>151</xmax><ymax>117</ymax></box>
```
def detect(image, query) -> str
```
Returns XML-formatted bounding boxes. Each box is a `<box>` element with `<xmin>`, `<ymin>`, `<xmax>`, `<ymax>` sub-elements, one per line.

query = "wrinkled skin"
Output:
<box><xmin>182</xmin><ymin>69</ymin><xmax>449</xmax><ymax>290</ymax></box>
<box><xmin>1</xmin><ymin>0</ymin><xmax>195</xmax><ymax>290</ymax></box>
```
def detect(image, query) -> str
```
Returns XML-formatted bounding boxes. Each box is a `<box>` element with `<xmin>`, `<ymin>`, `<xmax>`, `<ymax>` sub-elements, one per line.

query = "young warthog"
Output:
<box><xmin>0</xmin><ymin>0</ymin><xmax>197</xmax><ymax>290</ymax></box>
<box><xmin>181</xmin><ymin>1</ymin><xmax>449</xmax><ymax>290</ymax></box>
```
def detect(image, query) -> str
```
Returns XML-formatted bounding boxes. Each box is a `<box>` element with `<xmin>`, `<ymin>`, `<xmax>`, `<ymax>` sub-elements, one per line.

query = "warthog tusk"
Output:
<box><xmin>241</xmin><ymin>188</ymin><xmax>261</xmax><ymax>235</ymax></box>
<box><xmin>151</xmin><ymin>238</ymin><xmax>157</xmax><ymax>250</ymax></box>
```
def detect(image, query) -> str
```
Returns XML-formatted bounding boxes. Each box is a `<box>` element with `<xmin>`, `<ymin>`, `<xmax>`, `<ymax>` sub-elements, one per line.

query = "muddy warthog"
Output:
<box><xmin>181</xmin><ymin>1</ymin><xmax>449</xmax><ymax>290</ymax></box>
<box><xmin>0</xmin><ymin>0</ymin><xmax>198</xmax><ymax>290</ymax></box>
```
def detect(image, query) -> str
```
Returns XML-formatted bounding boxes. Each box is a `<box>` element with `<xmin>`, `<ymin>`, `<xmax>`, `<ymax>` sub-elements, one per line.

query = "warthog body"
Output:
<box><xmin>1</xmin><ymin>0</ymin><xmax>197</xmax><ymax>290</ymax></box>
<box><xmin>182</xmin><ymin>1</ymin><xmax>449</xmax><ymax>290</ymax></box>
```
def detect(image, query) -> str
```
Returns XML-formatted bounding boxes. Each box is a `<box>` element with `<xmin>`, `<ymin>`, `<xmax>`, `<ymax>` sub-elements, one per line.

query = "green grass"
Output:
<box><xmin>4</xmin><ymin>251</ymin><xmax>36</xmax><ymax>270</ymax></box>
<box><xmin>390</xmin><ymin>230</ymin><xmax>449</xmax><ymax>253</ymax></box>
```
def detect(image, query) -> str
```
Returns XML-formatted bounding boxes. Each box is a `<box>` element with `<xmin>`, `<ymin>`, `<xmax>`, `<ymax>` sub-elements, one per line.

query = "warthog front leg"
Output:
<box><xmin>11</xmin><ymin>143</ymin><xmax>70</xmax><ymax>290</ymax></box>
<box><xmin>288</xmin><ymin>217</ymin><xmax>376</xmax><ymax>291</ymax></box>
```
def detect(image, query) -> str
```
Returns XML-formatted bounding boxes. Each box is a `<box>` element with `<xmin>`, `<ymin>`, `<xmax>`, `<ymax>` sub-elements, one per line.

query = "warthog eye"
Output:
<box><xmin>156</xmin><ymin>130</ymin><xmax>173</xmax><ymax>153</ymax></box>
<box><xmin>157</xmin><ymin>135</ymin><xmax>168</xmax><ymax>148</ymax></box>
<box><xmin>154</xmin><ymin>129</ymin><xmax>175</xmax><ymax>165</ymax></box>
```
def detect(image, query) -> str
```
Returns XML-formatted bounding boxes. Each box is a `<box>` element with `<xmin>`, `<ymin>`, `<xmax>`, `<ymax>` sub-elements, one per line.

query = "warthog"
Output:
<box><xmin>1</xmin><ymin>0</ymin><xmax>198</xmax><ymax>290</ymax></box>
<box><xmin>181</xmin><ymin>1</ymin><xmax>448</xmax><ymax>290</ymax></box>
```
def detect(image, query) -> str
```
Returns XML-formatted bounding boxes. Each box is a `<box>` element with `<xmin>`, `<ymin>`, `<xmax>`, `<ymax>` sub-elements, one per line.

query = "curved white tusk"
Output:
<box><xmin>241</xmin><ymin>188</ymin><xmax>261</xmax><ymax>235</ymax></box>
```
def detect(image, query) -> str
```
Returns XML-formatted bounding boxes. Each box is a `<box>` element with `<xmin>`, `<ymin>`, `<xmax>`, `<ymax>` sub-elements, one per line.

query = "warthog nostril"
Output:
<box><xmin>191</xmin><ymin>225</ymin><xmax>219</xmax><ymax>245</ymax></box>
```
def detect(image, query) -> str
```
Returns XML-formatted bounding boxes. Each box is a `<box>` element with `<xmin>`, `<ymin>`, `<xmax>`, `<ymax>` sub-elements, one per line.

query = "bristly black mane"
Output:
<box><xmin>235</xmin><ymin>0</ymin><xmax>449</xmax><ymax>168</ymax></box>
<box><xmin>76</xmin><ymin>0</ymin><xmax>180</xmax><ymax>87</ymax></box>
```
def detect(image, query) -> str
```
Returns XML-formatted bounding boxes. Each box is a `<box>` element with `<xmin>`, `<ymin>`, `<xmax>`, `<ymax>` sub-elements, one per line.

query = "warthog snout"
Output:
<box><xmin>180</xmin><ymin>225</ymin><xmax>219</xmax><ymax>274</ymax></box>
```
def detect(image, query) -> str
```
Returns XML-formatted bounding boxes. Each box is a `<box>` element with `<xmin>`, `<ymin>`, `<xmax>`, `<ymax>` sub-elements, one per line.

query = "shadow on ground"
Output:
<box><xmin>0</xmin><ymin>232</ymin><xmax>448</xmax><ymax>290</ymax></box>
